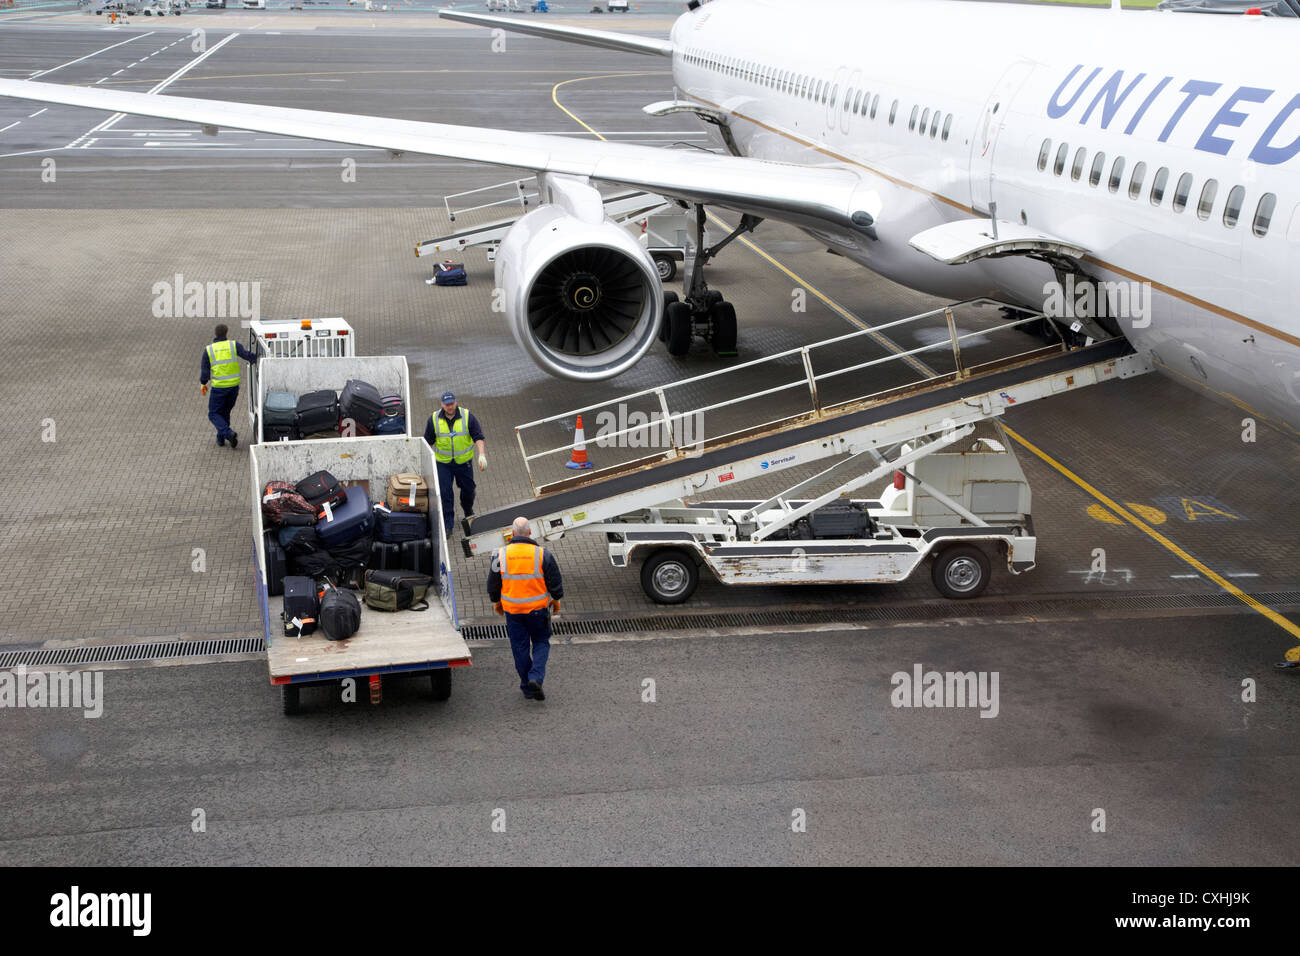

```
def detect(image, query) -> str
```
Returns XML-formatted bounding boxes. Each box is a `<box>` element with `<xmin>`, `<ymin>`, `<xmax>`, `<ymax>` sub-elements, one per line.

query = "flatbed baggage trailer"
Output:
<box><xmin>252</xmin><ymin>354</ymin><xmax>413</xmax><ymax>443</ymax></box>
<box><xmin>250</xmin><ymin>436</ymin><xmax>470</xmax><ymax>716</ymax></box>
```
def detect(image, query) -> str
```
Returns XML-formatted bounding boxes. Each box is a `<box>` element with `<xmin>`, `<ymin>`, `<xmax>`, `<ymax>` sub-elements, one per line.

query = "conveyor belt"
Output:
<box><xmin>468</xmin><ymin>337</ymin><xmax>1134</xmax><ymax>534</ymax></box>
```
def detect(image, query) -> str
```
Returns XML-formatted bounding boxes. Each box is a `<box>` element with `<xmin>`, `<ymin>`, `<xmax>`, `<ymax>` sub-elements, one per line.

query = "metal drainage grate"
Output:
<box><xmin>0</xmin><ymin>637</ymin><xmax>266</xmax><ymax>671</ymax></box>
<box><xmin>459</xmin><ymin>590</ymin><xmax>1300</xmax><ymax>641</ymax></box>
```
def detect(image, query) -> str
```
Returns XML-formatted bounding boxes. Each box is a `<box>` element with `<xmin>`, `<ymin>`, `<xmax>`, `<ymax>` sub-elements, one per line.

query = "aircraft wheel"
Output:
<box><xmin>666</xmin><ymin>301</ymin><xmax>693</xmax><ymax>357</ymax></box>
<box><xmin>710</xmin><ymin>300</ymin><xmax>738</xmax><ymax>356</ymax></box>
<box><xmin>659</xmin><ymin>291</ymin><xmax>679</xmax><ymax>343</ymax></box>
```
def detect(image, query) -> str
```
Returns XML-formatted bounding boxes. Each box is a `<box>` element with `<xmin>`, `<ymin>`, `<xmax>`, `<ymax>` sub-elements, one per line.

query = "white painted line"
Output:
<box><xmin>27</xmin><ymin>108</ymin><xmax>46</xmax><ymax>118</ymax></box>
<box><xmin>1229</xmin><ymin>573</ymin><xmax>1260</xmax><ymax>578</ymax></box>
<box><xmin>0</xmin><ymin>121</ymin><xmax>20</xmax><ymax>134</ymax></box>
<box><xmin>29</xmin><ymin>32</ymin><xmax>154</xmax><ymax>80</ymax></box>
<box><xmin>1170</xmin><ymin>574</ymin><xmax>1200</xmax><ymax>579</ymax></box>
<box><xmin>112</xmin><ymin>70</ymin><xmax>125</xmax><ymax>76</ymax></box>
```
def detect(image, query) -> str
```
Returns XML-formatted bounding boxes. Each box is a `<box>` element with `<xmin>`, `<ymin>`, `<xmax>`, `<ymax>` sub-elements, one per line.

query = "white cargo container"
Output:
<box><xmin>251</xmin><ymin>436</ymin><xmax>470</xmax><ymax>715</ymax></box>
<box><xmin>252</xmin><ymin>354</ymin><xmax>413</xmax><ymax>443</ymax></box>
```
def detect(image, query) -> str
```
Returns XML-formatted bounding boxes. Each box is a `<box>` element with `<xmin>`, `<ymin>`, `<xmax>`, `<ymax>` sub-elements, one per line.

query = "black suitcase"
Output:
<box><xmin>340</xmin><ymin>379</ymin><xmax>384</xmax><ymax>431</ymax></box>
<box><xmin>295</xmin><ymin>470</ymin><xmax>346</xmax><ymax>513</ymax></box>
<box><xmin>262</xmin><ymin>422</ymin><xmax>298</xmax><ymax>443</ymax></box>
<box><xmin>370</xmin><ymin>540</ymin><xmax>403</xmax><ymax>571</ymax></box>
<box><xmin>263</xmin><ymin>530</ymin><xmax>287</xmax><ymax>597</ymax></box>
<box><xmin>399</xmin><ymin>536</ymin><xmax>437</xmax><ymax>575</ymax></box>
<box><xmin>295</xmin><ymin>389</ymin><xmax>339</xmax><ymax>435</ymax></box>
<box><xmin>374</xmin><ymin>507</ymin><xmax>427</xmax><ymax>543</ymax></box>
<box><xmin>282</xmin><ymin>576</ymin><xmax>319</xmax><ymax>636</ymax></box>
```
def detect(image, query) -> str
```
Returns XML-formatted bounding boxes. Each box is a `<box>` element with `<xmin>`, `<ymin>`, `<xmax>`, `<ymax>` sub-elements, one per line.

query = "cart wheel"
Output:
<box><xmin>654</xmin><ymin>254</ymin><xmax>677</xmax><ymax>282</ymax></box>
<box><xmin>931</xmin><ymin>545</ymin><xmax>990</xmax><ymax>599</ymax></box>
<box><xmin>282</xmin><ymin>684</ymin><xmax>301</xmax><ymax>716</ymax></box>
<box><xmin>659</xmin><ymin>291</ymin><xmax>679</xmax><ymax>343</ymax></box>
<box><xmin>641</xmin><ymin>549</ymin><xmax>699</xmax><ymax>604</ymax></box>
<box><xmin>665</xmin><ymin>301</ymin><xmax>693</xmax><ymax>357</ymax></box>
<box><xmin>430</xmin><ymin>668</ymin><xmax>452</xmax><ymax>701</ymax></box>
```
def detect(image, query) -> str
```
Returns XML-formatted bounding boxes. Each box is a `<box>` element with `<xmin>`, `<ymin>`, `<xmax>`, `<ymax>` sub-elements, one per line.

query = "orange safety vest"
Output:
<box><xmin>497</xmin><ymin>542</ymin><xmax>550</xmax><ymax>613</ymax></box>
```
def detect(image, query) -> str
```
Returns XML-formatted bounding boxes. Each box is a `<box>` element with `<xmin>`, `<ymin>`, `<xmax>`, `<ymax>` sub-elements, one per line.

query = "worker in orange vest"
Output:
<box><xmin>487</xmin><ymin>517</ymin><xmax>563</xmax><ymax>701</ymax></box>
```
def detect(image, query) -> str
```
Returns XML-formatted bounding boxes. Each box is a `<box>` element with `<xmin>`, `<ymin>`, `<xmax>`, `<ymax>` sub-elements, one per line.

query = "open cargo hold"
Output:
<box><xmin>250</xmin><ymin>436</ymin><xmax>468</xmax><ymax>715</ymax></box>
<box><xmin>252</xmin><ymin>354</ymin><xmax>412</xmax><ymax>444</ymax></box>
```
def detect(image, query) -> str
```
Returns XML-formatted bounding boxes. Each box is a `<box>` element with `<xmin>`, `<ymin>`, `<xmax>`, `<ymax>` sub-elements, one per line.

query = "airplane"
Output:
<box><xmin>1</xmin><ymin>0</ymin><xmax>1298</xmax><ymax>436</ymax></box>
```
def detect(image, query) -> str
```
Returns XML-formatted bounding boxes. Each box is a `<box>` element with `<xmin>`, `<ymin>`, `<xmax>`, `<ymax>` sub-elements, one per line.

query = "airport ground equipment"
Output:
<box><xmin>462</xmin><ymin>298</ymin><xmax>1152</xmax><ymax>599</ymax></box>
<box><xmin>251</xmin><ymin>437</ymin><xmax>470</xmax><ymax>715</ymax></box>
<box><xmin>251</xmin><ymin>355</ymin><xmax>412</xmax><ymax>443</ymax></box>
<box><xmin>416</xmin><ymin>182</ymin><xmax>687</xmax><ymax>282</ymax></box>
<box><xmin>245</xmin><ymin>318</ymin><xmax>357</xmax><ymax>436</ymax></box>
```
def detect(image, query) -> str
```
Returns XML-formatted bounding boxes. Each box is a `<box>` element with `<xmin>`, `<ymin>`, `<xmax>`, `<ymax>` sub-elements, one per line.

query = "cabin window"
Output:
<box><xmin>942</xmin><ymin>113</ymin><xmax>952</xmax><ymax>141</ymax></box>
<box><xmin>871</xmin><ymin>94</ymin><xmax>880</xmax><ymax>119</ymax></box>
<box><xmin>909</xmin><ymin>105</ymin><xmax>918</xmax><ymax>131</ymax></box>
<box><xmin>1054</xmin><ymin>143</ymin><xmax>1068</xmax><ymax>176</ymax></box>
<box><xmin>919</xmin><ymin>108</ymin><xmax>930</xmax><ymax>134</ymax></box>
<box><xmin>1172</xmin><ymin>172</ymin><xmax>1193</xmax><ymax>213</ymax></box>
<box><xmin>1253</xmin><ymin>192</ymin><xmax>1276</xmax><ymax>237</ymax></box>
<box><xmin>1071</xmin><ymin>147</ymin><xmax>1086</xmax><ymax>181</ymax></box>
<box><xmin>853</xmin><ymin>90</ymin><xmax>863</xmax><ymax>114</ymax></box>
<box><xmin>1108</xmin><ymin>156</ymin><xmax>1125</xmax><ymax>193</ymax></box>
<box><xmin>1150</xmin><ymin>167</ymin><xmax>1169</xmax><ymax>206</ymax></box>
<box><xmin>1197</xmin><ymin>179</ymin><xmax>1218</xmax><ymax>221</ymax></box>
<box><xmin>889</xmin><ymin>99</ymin><xmax>898</xmax><ymax>124</ymax></box>
<box><xmin>1223</xmin><ymin>185</ymin><xmax>1245</xmax><ymax>228</ymax></box>
<box><xmin>930</xmin><ymin>110</ymin><xmax>940</xmax><ymax>138</ymax></box>
<box><xmin>830</xmin><ymin>84</ymin><xmax>838</xmax><ymax>108</ymax></box>
<box><xmin>1128</xmin><ymin>161</ymin><xmax>1146</xmax><ymax>199</ymax></box>
<box><xmin>1089</xmin><ymin>151</ymin><xmax>1106</xmax><ymax>187</ymax></box>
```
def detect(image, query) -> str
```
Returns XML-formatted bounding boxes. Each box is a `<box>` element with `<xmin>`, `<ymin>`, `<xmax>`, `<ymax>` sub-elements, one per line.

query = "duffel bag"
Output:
<box><xmin>364</xmin><ymin>569</ymin><xmax>432</xmax><ymax>612</ymax></box>
<box><xmin>319</xmin><ymin>586</ymin><xmax>362</xmax><ymax>641</ymax></box>
<box><xmin>262</xmin><ymin>481</ymin><xmax>317</xmax><ymax>526</ymax></box>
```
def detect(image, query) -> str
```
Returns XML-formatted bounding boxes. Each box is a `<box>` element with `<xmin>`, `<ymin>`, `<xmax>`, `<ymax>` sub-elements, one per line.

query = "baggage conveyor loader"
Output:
<box><xmin>462</xmin><ymin>298</ymin><xmax>1153</xmax><ymax>603</ymax></box>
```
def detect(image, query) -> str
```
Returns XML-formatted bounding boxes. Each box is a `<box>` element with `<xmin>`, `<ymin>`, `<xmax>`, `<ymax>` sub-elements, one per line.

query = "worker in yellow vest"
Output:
<box><xmin>423</xmin><ymin>391</ymin><xmax>486</xmax><ymax>535</ymax></box>
<box><xmin>200</xmin><ymin>323</ymin><xmax>258</xmax><ymax>449</ymax></box>
<box><xmin>487</xmin><ymin>517</ymin><xmax>564</xmax><ymax>701</ymax></box>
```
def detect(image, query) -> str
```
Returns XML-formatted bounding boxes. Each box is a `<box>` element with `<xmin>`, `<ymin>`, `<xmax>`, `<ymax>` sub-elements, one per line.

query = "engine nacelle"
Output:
<box><xmin>495</xmin><ymin>184</ymin><xmax>662</xmax><ymax>381</ymax></box>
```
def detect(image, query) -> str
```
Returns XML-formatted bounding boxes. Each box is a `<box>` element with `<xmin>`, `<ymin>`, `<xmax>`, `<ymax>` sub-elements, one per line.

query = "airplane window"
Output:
<box><xmin>1172</xmin><ymin>172</ymin><xmax>1193</xmax><ymax>213</ymax></box>
<box><xmin>920</xmin><ymin>108</ymin><xmax>930</xmax><ymax>134</ymax></box>
<box><xmin>830</xmin><ymin>84</ymin><xmax>838</xmax><ymax>108</ymax></box>
<box><xmin>1108</xmin><ymin>157</ymin><xmax>1125</xmax><ymax>193</ymax></box>
<box><xmin>909</xmin><ymin>105</ymin><xmax>919</xmax><ymax>131</ymax></box>
<box><xmin>853</xmin><ymin>90</ymin><xmax>863</xmax><ymax>114</ymax></box>
<box><xmin>942</xmin><ymin>114</ymin><xmax>952</xmax><ymax>141</ymax></box>
<box><xmin>930</xmin><ymin>111</ymin><xmax>940</xmax><ymax>138</ymax></box>
<box><xmin>1197</xmin><ymin>179</ymin><xmax>1218</xmax><ymax>221</ymax></box>
<box><xmin>1223</xmin><ymin>185</ymin><xmax>1245</xmax><ymax>228</ymax></box>
<box><xmin>1089</xmin><ymin>152</ymin><xmax>1106</xmax><ymax>187</ymax></box>
<box><xmin>1037</xmin><ymin>139</ymin><xmax>1052</xmax><ymax>171</ymax></box>
<box><xmin>1150</xmin><ymin>167</ymin><xmax>1169</xmax><ymax>206</ymax></box>
<box><xmin>1071</xmin><ymin>147</ymin><xmax>1087</xmax><ymax>182</ymax></box>
<box><xmin>1128</xmin><ymin>161</ymin><xmax>1146</xmax><ymax>199</ymax></box>
<box><xmin>1054</xmin><ymin>143</ymin><xmax>1068</xmax><ymax>176</ymax></box>
<box><xmin>889</xmin><ymin>99</ymin><xmax>898</xmax><ymax>125</ymax></box>
<box><xmin>1253</xmin><ymin>192</ymin><xmax>1276</xmax><ymax>237</ymax></box>
<box><xmin>871</xmin><ymin>95</ymin><xmax>880</xmax><ymax>119</ymax></box>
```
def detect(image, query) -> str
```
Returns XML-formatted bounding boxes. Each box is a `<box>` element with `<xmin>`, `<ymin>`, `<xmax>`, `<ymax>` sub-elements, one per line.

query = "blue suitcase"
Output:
<box><xmin>434</xmin><ymin>265</ymin><xmax>467</xmax><ymax>286</ymax></box>
<box><xmin>315</xmin><ymin>485</ymin><xmax>374</xmax><ymax>548</ymax></box>
<box><xmin>374</xmin><ymin>507</ymin><xmax>427</xmax><ymax>543</ymax></box>
<box><xmin>373</xmin><ymin>415</ymin><xmax>405</xmax><ymax>435</ymax></box>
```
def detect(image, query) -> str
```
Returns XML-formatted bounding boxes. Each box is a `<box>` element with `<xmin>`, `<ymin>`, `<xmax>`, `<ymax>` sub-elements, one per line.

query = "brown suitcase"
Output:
<box><xmin>386</xmin><ymin>473</ymin><xmax>429</xmax><ymax>513</ymax></box>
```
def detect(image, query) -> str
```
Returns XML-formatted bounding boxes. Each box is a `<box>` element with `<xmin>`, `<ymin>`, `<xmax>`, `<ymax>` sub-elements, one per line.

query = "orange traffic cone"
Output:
<box><xmin>566</xmin><ymin>414</ymin><xmax>593</xmax><ymax>470</ymax></box>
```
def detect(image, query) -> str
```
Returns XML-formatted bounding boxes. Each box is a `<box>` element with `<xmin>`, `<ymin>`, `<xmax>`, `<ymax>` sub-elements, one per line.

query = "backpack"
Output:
<box><xmin>319</xmin><ymin>586</ymin><xmax>362</xmax><ymax>641</ymax></box>
<box><xmin>363</xmin><ymin>570</ymin><xmax>433</xmax><ymax>612</ymax></box>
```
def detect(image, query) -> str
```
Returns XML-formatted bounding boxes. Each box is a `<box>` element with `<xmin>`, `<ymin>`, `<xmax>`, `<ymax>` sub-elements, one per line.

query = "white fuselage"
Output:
<box><xmin>669</xmin><ymin>0</ymin><xmax>1300</xmax><ymax>432</ymax></box>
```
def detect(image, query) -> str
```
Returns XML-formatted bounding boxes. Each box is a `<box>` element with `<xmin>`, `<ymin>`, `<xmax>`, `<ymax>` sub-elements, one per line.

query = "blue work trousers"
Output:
<box><xmin>207</xmin><ymin>386</ymin><xmax>239</xmax><ymax>443</ymax></box>
<box><xmin>505</xmin><ymin>608</ymin><xmax>551</xmax><ymax>693</ymax></box>
<box><xmin>437</xmin><ymin>459</ymin><xmax>476</xmax><ymax>533</ymax></box>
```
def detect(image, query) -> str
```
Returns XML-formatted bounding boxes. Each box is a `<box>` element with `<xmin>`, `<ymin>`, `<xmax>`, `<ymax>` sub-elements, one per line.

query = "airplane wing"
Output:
<box><xmin>0</xmin><ymin>80</ymin><xmax>872</xmax><ymax>234</ymax></box>
<box><xmin>436</xmin><ymin>9</ymin><xmax>675</xmax><ymax>57</ymax></box>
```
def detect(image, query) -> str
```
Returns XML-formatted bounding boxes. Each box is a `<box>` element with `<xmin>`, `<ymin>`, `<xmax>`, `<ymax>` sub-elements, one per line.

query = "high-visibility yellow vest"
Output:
<box><xmin>497</xmin><ymin>542</ymin><xmax>549</xmax><ymax>613</ymax></box>
<box><xmin>206</xmin><ymin>340</ymin><xmax>241</xmax><ymax>389</ymax></box>
<box><xmin>432</xmin><ymin>409</ymin><xmax>475</xmax><ymax>464</ymax></box>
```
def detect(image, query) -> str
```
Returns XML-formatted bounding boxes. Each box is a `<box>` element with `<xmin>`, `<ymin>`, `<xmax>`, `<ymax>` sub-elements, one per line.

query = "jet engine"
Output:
<box><xmin>494</xmin><ymin>176</ymin><xmax>662</xmax><ymax>381</ymax></box>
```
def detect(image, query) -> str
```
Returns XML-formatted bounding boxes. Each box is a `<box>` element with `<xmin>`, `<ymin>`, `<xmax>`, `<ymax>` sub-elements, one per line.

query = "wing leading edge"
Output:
<box><xmin>435</xmin><ymin>8</ymin><xmax>675</xmax><ymax>57</ymax></box>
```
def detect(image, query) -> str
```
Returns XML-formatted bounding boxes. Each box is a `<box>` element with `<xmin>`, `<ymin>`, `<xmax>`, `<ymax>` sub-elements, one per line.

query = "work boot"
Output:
<box><xmin>217</xmin><ymin>436</ymin><xmax>225</xmax><ymax>447</ymax></box>
<box><xmin>229</xmin><ymin>432</ymin><xmax>239</xmax><ymax>450</ymax></box>
<box><xmin>527</xmin><ymin>680</ymin><xmax>544</xmax><ymax>701</ymax></box>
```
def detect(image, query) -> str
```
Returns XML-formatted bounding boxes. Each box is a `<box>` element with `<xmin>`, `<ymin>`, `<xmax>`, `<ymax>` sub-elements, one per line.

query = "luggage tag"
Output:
<box><xmin>321</xmin><ymin>500</ymin><xmax>334</xmax><ymax>522</ymax></box>
<box><xmin>407</xmin><ymin>480</ymin><xmax>419</xmax><ymax>506</ymax></box>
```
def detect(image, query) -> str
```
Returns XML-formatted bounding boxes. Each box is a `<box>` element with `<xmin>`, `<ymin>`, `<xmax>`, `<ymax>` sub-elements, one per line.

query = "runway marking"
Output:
<box><xmin>112</xmin><ymin>69</ymin><xmax>125</xmax><ymax>76</ymax></box>
<box><xmin>28</xmin><ymin>31</ymin><xmax>154</xmax><ymax>79</ymax></box>
<box><xmin>1003</xmin><ymin>424</ymin><xmax>1300</xmax><ymax>643</ymax></box>
<box><xmin>0</xmin><ymin>121</ymin><xmax>20</xmax><ymax>134</ymax></box>
<box><xmin>551</xmin><ymin>72</ymin><xmax>935</xmax><ymax>376</ymax></box>
<box><xmin>28</xmin><ymin>108</ymin><xmax>46</xmax><ymax>118</ymax></box>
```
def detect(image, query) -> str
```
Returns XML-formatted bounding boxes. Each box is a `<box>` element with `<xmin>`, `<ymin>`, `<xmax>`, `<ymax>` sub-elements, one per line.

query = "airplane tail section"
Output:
<box><xmin>436</xmin><ymin>9</ymin><xmax>675</xmax><ymax>57</ymax></box>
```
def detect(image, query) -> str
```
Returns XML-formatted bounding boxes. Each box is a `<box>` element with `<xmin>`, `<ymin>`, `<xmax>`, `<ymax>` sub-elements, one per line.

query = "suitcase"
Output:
<box><xmin>263</xmin><ymin>530</ymin><xmax>287</xmax><ymax>597</ymax></box>
<box><xmin>319</xmin><ymin>587</ymin><xmax>362</xmax><ymax>641</ymax></box>
<box><xmin>282</xmin><ymin>576</ymin><xmax>319</xmax><ymax>636</ymax></box>
<box><xmin>262</xmin><ymin>423</ymin><xmax>298</xmax><ymax>443</ymax></box>
<box><xmin>434</xmin><ymin>265</ymin><xmax>468</xmax><ymax>286</ymax></box>
<box><xmin>295</xmin><ymin>470</ymin><xmax>346</xmax><ymax>513</ymax></box>
<box><xmin>373</xmin><ymin>415</ymin><xmax>405</xmax><ymax>435</ymax></box>
<box><xmin>295</xmin><ymin>389</ymin><xmax>339</xmax><ymax>435</ymax></box>
<box><xmin>380</xmin><ymin>394</ymin><xmax>404</xmax><ymax>419</ymax></box>
<box><xmin>374</xmin><ymin>507</ymin><xmax>427</xmax><ymax>543</ymax></box>
<box><xmin>386</xmin><ymin>473</ymin><xmax>429</xmax><ymax>513</ymax></box>
<box><xmin>370</xmin><ymin>540</ymin><xmax>403</xmax><ymax>572</ymax></box>
<box><xmin>262</xmin><ymin>481</ymin><xmax>317</xmax><ymax>526</ymax></box>
<box><xmin>264</xmin><ymin>390</ymin><xmax>299</xmax><ymax>427</ymax></box>
<box><xmin>399</xmin><ymin>536</ymin><xmax>437</xmax><ymax>576</ymax></box>
<box><xmin>315</xmin><ymin>484</ymin><xmax>375</xmax><ymax>548</ymax></box>
<box><xmin>340</xmin><ymin>379</ymin><xmax>384</xmax><ymax>432</ymax></box>
<box><xmin>278</xmin><ymin>524</ymin><xmax>323</xmax><ymax>556</ymax></box>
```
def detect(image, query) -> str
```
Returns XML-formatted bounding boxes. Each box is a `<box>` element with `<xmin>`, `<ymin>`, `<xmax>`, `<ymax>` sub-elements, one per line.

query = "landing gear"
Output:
<box><xmin>661</xmin><ymin>205</ymin><xmax>761</xmax><ymax>359</ymax></box>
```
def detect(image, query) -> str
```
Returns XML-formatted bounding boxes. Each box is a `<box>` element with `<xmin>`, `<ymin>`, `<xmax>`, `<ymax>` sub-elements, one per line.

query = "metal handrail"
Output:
<box><xmin>442</xmin><ymin>178</ymin><xmax>537</xmax><ymax>222</ymax></box>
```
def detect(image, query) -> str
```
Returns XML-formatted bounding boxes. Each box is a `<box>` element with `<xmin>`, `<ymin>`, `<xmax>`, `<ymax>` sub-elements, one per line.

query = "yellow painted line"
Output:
<box><xmin>1003</xmin><ymin>424</ymin><xmax>1300</xmax><ymax>642</ymax></box>
<box><xmin>552</xmin><ymin>74</ymin><xmax>934</xmax><ymax>377</ymax></box>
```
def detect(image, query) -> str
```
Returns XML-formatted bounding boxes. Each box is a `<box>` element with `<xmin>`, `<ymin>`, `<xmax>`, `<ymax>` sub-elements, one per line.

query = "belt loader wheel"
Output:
<box><xmin>430</xmin><ymin>668</ymin><xmax>452</xmax><ymax>701</ymax></box>
<box><xmin>282</xmin><ymin>684</ymin><xmax>301</xmax><ymax>716</ymax></box>
<box><xmin>931</xmin><ymin>545</ymin><xmax>990</xmax><ymax>599</ymax></box>
<box><xmin>641</xmin><ymin>548</ymin><xmax>699</xmax><ymax>604</ymax></box>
